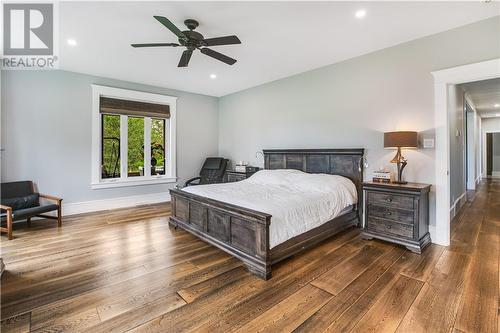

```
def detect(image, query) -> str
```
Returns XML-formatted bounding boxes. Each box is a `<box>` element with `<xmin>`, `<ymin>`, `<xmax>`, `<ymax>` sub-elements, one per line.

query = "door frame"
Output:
<box><xmin>432</xmin><ymin>58</ymin><xmax>500</xmax><ymax>246</ymax></box>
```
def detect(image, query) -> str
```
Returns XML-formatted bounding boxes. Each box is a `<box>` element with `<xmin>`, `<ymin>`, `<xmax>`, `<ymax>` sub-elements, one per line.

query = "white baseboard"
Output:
<box><xmin>492</xmin><ymin>171</ymin><xmax>500</xmax><ymax>178</ymax></box>
<box><xmin>62</xmin><ymin>192</ymin><xmax>171</xmax><ymax>216</ymax></box>
<box><xmin>449</xmin><ymin>192</ymin><xmax>466</xmax><ymax>219</ymax></box>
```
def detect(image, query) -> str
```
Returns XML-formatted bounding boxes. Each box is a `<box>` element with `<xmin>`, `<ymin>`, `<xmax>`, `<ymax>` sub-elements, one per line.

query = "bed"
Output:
<box><xmin>169</xmin><ymin>149</ymin><xmax>365</xmax><ymax>279</ymax></box>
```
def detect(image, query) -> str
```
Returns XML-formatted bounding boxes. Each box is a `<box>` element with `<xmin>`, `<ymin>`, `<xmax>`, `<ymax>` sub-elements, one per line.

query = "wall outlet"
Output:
<box><xmin>423</xmin><ymin>138</ymin><xmax>434</xmax><ymax>148</ymax></box>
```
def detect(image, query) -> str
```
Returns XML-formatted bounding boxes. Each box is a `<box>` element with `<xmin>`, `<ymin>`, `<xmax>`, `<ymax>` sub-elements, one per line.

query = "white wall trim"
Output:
<box><xmin>450</xmin><ymin>192</ymin><xmax>466</xmax><ymax>212</ymax></box>
<box><xmin>449</xmin><ymin>191</ymin><xmax>466</xmax><ymax>219</ymax></box>
<box><xmin>432</xmin><ymin>58</ymin><xmax>500</xmax><ymax>246</ymax></box>
<box><xmin>61</xmin><ymin>192</ymin><xmax>171</xmax><ymax>216</ymax></box>
<box><xmin>492</xmin><ymin>171</ymin><xmax>500</xmax><ymax>178</ymax></box>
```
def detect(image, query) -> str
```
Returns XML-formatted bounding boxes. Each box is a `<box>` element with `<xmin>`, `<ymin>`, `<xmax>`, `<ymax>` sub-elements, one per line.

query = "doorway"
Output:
<box><xmin>486</xmin><ymin>132</ymin><xmax>500</xmax><ymax>178</ymax></box>
<box><xmin>487</xmin><ymin>133</ymin><xmax>493</xmax><ymax>176</ymax></box>
<box><xmin>432</xmin><ymin>58</ymin><xmax>500</xmax><ymax>246</ymax></box>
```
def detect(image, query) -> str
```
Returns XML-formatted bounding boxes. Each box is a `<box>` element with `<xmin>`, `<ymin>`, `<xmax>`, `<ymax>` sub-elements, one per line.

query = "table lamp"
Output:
<box><xmin>384</xmin><ymin>131</ymin><xmax>418</xmax><ymax>184</ymax></box>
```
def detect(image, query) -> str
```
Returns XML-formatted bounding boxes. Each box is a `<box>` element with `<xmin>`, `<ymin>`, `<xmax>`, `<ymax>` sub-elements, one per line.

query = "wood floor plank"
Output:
<box><xmin>234</xmin><ymin>284</ymin><xmax>333</xmax><ymax>333</ymax></box>
<box><xmin>311</xmin><ymin>244</ymin><xmax>386</xmax><ymax>295</ymax></box>
<box><xmin>319</xmin><ymin>251</ymin><xmax>423</xmax><ymax>332</ymax></box>
<box><xmin>396</xmin><ymin>250</ymin><xmax>471</xmax><ymax>333</ymax></box>
<box><xmin>348</xmin><ymin>275</ymin><xmax>423</xmax><ymax>333</ymax></box>
<box><xmin>128</xmin><ymin>274</ymin><xmax>264</xmax><ymax>332</ymax></box>
<box><xmin>400</xmin><ymin>244</ymin><xmax>445</xmax><ymax>282</ymax></box>
<box><xmin>29</xmin><ymin>258</ymin><xmax>241</xmax><ymax>331</ymax></box>
<box><xmin>0</xmin><ymin>313</ymin><xmax>31</xmax><ymax>333</ymax></box>
<box><xmin>84</xmin><ymin>293</ymin><xmax>187</xmax><ymax>333</ymax></box>
<box><xmin>454</xmin><ymin>219</ymin><xmax>499</xmax><ymax>333</ymax></box>
<box><xmin>132</xmin><ymin>237</ymin><xmax>365</xmax><ymax>333</ymax></box>
<box><xmin>177</xmin><ymin>266</ymin><xmax>249</xmax><ymax>303</ymax></box>
<box><xmin>294</xmin><ymin>246</ymin><xmax>405</xmax><ymax>332</ymax></box>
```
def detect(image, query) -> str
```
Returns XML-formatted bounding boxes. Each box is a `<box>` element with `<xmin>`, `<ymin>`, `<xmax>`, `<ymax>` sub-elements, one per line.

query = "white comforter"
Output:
<box><xmin>182</xmin><ymin>169</ymin><xmax>357</xmax><ymax>248</ymax></box>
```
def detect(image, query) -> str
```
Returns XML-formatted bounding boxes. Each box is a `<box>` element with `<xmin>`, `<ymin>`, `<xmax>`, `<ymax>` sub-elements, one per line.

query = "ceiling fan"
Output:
<box><xmin>131</xmin><ymin>16</ymin><xmax>241</xmax><ymax>68</ymax></box>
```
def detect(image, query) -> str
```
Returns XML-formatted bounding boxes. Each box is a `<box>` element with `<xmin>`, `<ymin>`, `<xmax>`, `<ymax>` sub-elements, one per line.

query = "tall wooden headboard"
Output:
<box><xmin>263</xmin><ymin>148</ymin><xmax>365</xmax><ymax>205</ymax></box>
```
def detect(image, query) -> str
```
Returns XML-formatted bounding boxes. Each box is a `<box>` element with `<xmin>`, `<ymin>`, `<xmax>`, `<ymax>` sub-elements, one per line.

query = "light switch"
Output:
<box><xmin>423</xmin><ymin>138</ymin><xmax>434</xmax><ymax>148</ymax></box>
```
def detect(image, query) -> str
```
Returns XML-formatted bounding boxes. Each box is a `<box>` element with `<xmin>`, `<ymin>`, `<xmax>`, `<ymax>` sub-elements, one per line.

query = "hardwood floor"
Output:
<box><xmin>1</xmin><ymin>179</ymin><xmax>498</xmax><ymax>332</ymax></box>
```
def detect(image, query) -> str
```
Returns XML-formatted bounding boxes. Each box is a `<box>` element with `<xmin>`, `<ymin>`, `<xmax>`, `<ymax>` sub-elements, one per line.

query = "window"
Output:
<box><xmin>101</xmin><ymin>114</ymin><xmax>121</xmax><ymax>179</ymax></box>
<box><xmin>127</xmin><ymin>117</ymin><xmax>144</xmax><ymax>177</ymax></box>
<box><xmin>91</xmin><ymin>85</ymin><xmax>177</xmax><ymax>189</ymax></box>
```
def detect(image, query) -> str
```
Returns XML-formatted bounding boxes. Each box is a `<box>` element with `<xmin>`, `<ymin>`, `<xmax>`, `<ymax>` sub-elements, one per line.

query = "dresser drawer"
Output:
<box><xmin>367</xmin><ymin>191</ymin><xmax>414</xmax><ymax>210</ymax></box>
<box><xmin>367</xmin><ymin>204</ymin><xmax>414</xmax><ymax>225</ymax></box>
<box><xmin>367</xmin><ymin>217</ymin><xmax>413</xmax><ymax>239</ymax></box>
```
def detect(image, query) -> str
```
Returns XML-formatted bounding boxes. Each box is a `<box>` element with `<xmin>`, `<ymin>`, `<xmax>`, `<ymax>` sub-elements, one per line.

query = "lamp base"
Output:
<box><xmin>392</xmin><ymin>180</ymin><xmax>408</xmax><ymax>185</ymax></box>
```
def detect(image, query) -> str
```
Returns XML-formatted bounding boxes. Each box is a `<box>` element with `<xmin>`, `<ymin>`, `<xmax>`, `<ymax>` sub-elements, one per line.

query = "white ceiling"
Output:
<box><xmin>59</xmin><ymin>2</ymin><xmax>500</xmax><ymax>97</ymax></box>
<box><xmin>462</xmin><ymin>78</ymin><xmax>500</xmax><ymax>118</ymax></box>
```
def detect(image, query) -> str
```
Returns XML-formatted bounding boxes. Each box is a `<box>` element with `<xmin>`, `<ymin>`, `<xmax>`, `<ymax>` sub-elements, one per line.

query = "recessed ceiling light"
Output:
<box><xmin>67</xmin><ymin>39</ymin><xmax>77</xmax><ymax>46</ymax></box>
<box><xmin>355</xmin><ymin>10</ymin><xmax>367</xmax><ymax>19</ymax></box>
<box><xmin>494</xmin><ymin>103</ymin><xmax>500</xmax><ymax>108</ymax></box>
<box><xmin>209</xmin><ymin>74</ymin><xmax>217</xmax><ymax>79</ymax></box>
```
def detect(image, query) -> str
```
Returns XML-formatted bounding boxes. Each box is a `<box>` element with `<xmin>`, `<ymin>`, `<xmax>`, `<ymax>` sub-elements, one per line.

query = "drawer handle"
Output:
<box><xmin>386</xmin><ymin>197</ymin><xmax>393</xmax><ymax>202</ymax></box>
<box><xmin>386</xmin><ymin>211</ymin><xmax>392</xmax><ymax>216</ymax></box>
<box><xmin>386</xmin><ymin>225</ymin><xmax>392</xmax><ymax>229</ymax></box>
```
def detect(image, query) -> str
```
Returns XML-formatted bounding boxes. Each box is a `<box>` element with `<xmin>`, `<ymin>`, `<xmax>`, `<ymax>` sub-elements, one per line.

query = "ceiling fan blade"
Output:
<box><xmin>153</xmin><ymin>16</ymin><xmax>188</xmax><ymax>41</ymax></box>
<box><xmin>200</xmin><ymin>48</ymin><xmax>237</xmax><ymax>65</ymax></box>
<box><xmin>131</xmin><ymin>43</ymin><xmax>180</xmax><ymax>48</ymax></box>
<box><xmin>203</xmin><ymin>35</ymin><xmax>241</xmax><ymax>47</ymax></box>
<box><xmin>178</xmin><ymin>50</ymin><xmax>193</xmax><ymax>67</ymax></box>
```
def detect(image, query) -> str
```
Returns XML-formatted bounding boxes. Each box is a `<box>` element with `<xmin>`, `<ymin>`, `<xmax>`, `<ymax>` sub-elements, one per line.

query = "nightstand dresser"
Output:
<box><xmin>224</xmin><ymin>169</ymin><xmax>259</xmax><ymax>183</ymax></box>
<box><xmin>362</xmin><ymin>181</ymin><xmax>431</xmax><ymax>254</ymax></box>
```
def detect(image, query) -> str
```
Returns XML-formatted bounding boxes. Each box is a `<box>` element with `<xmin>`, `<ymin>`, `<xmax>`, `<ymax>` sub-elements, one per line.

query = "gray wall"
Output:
<box><xmin>493</xmin><ymin>133</ymin><xmax>500</xmax><ymax>172</ymax></box>
<box><xmin>1</xmin><ymin>70</ymin><xmax>219</xmax><ymax>203</ymax></box>
<box><xmin>448</xmin><ymin>85</ymin><xmax>465</xmax><ymax>205</ymax></box>
<box><xmin>219</xmin><ymin>17</ymin><xmax>500</xmax><ymax>230</ymax></box>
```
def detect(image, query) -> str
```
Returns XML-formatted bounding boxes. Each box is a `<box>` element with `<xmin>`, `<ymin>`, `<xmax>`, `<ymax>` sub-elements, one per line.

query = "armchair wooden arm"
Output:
<box><xmin>0</xmin><ymin>204</ymin><xmax>13</xmax><ymax>212</ymax></box>
<box><xmin>39</xmin><ymin>194</ymin><xmax>63</xmax><ymax>204</ymax></box>
<box><xmin>0</xmin><ymin>205</ymin><xmax>13</xmax><ymax>240</ymax></box>
<box><xmin>38</xmin><ymin>194</ymin><xmax>63</xmax><ymax>228</ymax></box>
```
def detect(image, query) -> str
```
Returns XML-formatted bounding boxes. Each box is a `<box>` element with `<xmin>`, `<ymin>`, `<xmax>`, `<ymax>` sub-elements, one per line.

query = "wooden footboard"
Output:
<box><xmin>169</xmin><ymin>189</ymin><xmax>273</xmax><ymax>279</ymax></box>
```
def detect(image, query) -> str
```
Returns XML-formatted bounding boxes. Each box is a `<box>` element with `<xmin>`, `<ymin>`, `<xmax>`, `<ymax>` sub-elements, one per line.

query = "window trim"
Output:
<box><xmin>91</xmin><ymin>85</ymin><xmax>177</xmax><ymax>189</ymax></box>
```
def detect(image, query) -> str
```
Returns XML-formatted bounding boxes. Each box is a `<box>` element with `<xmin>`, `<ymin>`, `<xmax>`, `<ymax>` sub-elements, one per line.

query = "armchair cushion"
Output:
<box><xmin>2</xmin><ymin>193</ymin><xmax>40</xmax><ymax>211</ymax></box>
<box><xmin>1</xmin><ymin>204</ymin><xmax>59</xmax><ymax>222</ymax></box>
<box><xmin>202</xmin><ymin>158</ymin><xmax>223</xmax><ymax>170</ymax></box>
<box><xmin>1</xmin><ymin>181</ymin><xmax>34</xmax><ymax>199</ymax></box>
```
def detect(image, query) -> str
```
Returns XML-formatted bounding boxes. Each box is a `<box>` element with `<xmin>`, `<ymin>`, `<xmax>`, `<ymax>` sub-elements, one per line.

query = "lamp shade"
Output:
<box><xmin>384</xmin><ymin>131</ymin><xmax>418</xmax><ymax>148</ymax></box>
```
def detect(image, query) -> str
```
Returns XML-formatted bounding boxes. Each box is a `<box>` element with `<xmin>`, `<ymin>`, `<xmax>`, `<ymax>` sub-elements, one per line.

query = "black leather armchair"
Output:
<box><xmin>1</xmin><ymin>181</ymin><xmax>62</xmax><ymax>240</ymax></box>
<box><xmin>185</xmin><ymin>157</ymin><xmax>229</xmax><ymax>187</ymax></box>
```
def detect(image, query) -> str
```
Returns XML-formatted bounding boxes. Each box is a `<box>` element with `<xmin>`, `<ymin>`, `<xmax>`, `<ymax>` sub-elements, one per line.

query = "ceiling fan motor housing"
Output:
<box><xmin>180</xmin><ymin>30</ymin><xmax>204</xmax><ymax>49</ymax></box>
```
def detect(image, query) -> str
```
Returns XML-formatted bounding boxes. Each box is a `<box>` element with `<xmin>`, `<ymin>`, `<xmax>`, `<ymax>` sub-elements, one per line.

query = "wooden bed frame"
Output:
<box><xmin>169</xmin><ymin>148</ymin><xmax>365</xmax><ymax>279</ymax></box>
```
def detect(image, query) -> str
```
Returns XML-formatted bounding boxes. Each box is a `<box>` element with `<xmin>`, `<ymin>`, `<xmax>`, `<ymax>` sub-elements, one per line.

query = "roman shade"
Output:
<box><xmin>384</xmin><ymin>131</ymin><xmax>418</xmax><ymax>148</ymax></box>
<box><xmin>100</xmin><ymin>97</ymin><xmax>170</xmax><ymax>118</ymax></box>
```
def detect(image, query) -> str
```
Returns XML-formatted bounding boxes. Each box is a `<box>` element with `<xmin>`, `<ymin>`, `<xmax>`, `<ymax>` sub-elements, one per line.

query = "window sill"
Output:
<box><xmin>91</xmin><ymin>177</ymin><xmax>177</xmax><ymax>189</ymax></box>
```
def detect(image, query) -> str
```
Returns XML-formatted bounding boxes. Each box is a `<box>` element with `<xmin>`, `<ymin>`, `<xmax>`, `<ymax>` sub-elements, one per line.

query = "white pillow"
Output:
<box><xmin>245</xmin><ymin>169</ymin><xmax>304</xmax><ymax>185</ymax></box>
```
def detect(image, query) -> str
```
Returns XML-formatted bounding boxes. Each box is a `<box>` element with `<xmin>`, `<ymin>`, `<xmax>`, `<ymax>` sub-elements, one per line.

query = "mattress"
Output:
<box><xmin>181</xmin><ymin>169</ymin><xmax>358</xmax><ymax>248</ymax></box>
